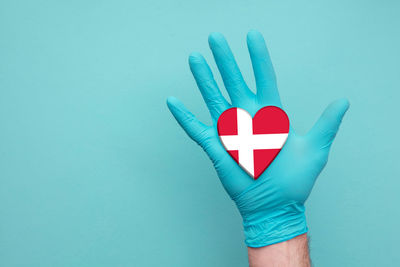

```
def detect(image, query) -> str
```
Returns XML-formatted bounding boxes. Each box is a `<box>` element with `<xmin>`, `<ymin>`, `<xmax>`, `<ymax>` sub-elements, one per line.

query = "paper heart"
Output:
<box><xmin>217</xmin><ymin>106</ymin><xmax>289</xmax><ymax>180</ymax></box>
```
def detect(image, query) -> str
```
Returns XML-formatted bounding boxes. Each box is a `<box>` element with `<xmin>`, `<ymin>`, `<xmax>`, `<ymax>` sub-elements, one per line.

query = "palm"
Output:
<box><xmin>167</xmin><ymin>30</ymin><xmax>349</xmax><ymax>202</ymax></box>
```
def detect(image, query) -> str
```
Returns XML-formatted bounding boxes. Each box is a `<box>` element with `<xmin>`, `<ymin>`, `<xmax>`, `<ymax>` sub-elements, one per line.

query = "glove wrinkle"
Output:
<box><xmin>233</xmin><ymin>176</ymin><xmax>307</xmax><ymax>247</ymax></box>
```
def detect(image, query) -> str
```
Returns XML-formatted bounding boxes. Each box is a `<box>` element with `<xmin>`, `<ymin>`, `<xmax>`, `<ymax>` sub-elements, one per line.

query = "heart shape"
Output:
<box><xmin>217</xmin><ymin>106</ymin><xmax>290</xmax><ymax>180</ymax></box>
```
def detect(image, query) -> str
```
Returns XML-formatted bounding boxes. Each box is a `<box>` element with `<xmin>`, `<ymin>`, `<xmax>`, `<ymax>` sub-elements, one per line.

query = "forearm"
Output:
<box><xmin>247</xmin><ymin>233</ymin><xmax>310</xmax><ymax>267</ymax></box>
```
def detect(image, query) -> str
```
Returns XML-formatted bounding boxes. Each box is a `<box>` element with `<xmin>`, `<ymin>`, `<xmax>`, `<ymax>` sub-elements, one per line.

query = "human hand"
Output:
<box><xmin>167</xmin><ymin>30</ymin><xmax>349</xmax><ymax>247</ymax></box>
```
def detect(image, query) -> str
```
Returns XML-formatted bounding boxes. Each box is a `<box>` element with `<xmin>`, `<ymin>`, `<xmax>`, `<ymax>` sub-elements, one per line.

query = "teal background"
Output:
<box><xmin>0</xmin><ymin>0</ymin><xmax>399</xmax><ymax>266</ymax></box>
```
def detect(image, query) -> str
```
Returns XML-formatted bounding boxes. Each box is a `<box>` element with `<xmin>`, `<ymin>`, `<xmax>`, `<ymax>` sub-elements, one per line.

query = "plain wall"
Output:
<box><xmin>1</xmin><ymin>0</ymin><xmax>399</xmax><ymax>266</ymax></box>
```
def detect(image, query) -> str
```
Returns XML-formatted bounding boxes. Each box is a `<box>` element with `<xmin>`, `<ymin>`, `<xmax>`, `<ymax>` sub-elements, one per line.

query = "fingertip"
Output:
<box><xmin>167</xmin><ymin>97</ymin><xmax>190</xmax><ymax>122</ymax></box>
<box><xmin>333</xmin><ymin>98</ymin><xmax>350</xmax><ymax>115</ymax></box>
<box><xmin>166</xmin><ymin>96</ymin><xmax>179</xmax><ymax>109</ymax></box>
<box><xmin>247</xmin><ymin>29</ymin><xmax>263</xmax><ymax>42</ymax></box>
<box><xmin>166</xmin><ymin>96</ymin><xmax>176</xmax><ymax>103</ymax></box>
<box><xmin>318</xmin><ymin>98</ymin><xmax>350</xmax><ymax>128</ymax></box>
<box><xmin>340</xmin><ymin>98</ymin><xmax>350</xmax><ymax>110</ymax></box>
<box><xmin>247</xmin><ymin>29</ymin><xmax>270</xmax><ymax>58</ymax></box>
<box><xmin>208</xmin><ymin>32</ymin><xmax>225</xmax><ymax>47</ymax></box>
<box><xmin>188</xmin><ymin>52</ymin><xmax>205</xmax><ymax>65</ymax></box>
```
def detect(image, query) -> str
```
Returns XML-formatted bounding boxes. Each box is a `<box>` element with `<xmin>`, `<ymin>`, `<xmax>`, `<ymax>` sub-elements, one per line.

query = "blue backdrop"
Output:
<box><xmin>1</xmin><ymin>0</ymin><xmax>399</xmax><ymax>266</ymax></box>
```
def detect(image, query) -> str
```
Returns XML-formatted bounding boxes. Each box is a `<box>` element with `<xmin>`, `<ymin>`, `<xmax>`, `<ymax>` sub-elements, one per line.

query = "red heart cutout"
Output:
<box><xmin>217</xmin><ymin>106</ymin><xmax>289</xmax><ymax>180</ymax></box>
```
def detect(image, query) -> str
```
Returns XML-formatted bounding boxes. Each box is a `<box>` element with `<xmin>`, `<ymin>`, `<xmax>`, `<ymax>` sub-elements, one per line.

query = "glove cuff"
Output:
<box><xmin>243</xmin><ymin>204</ymin><xmax>308</xmax><ymax>247</ymax></box>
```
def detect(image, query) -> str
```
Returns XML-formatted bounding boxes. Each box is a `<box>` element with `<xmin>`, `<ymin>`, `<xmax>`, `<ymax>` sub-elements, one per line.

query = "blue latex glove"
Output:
<box><xmin>167</xmin><ymin>30</ymin><xmax>349</xmax><ymax>247</ymax></box>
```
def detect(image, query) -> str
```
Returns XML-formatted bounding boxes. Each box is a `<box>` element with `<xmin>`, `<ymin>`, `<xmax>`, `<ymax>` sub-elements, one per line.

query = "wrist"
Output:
<box><xmin>232</xmin><ymin>179</ymin><xmax>308</xmax><ymax>247</ymax></box>
<box><xmin>243</xmin><ymin>203</ymin><xmax>308</xmax><ymax>247</ymax></box>
<box><xmin>248</xmin><ymin>233</ymin><xmax>310</xmax><ymax>267</ymax></box>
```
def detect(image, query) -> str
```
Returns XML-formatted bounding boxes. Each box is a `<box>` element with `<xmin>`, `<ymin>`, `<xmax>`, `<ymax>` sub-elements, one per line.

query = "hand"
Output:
<box><xmin>167</xmin><ymin>30</ymin><xmax>349</xmax><ymax>247</ymax></box>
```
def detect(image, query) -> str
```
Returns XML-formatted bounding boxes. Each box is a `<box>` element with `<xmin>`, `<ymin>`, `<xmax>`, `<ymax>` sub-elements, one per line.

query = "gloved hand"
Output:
<box><xmin>167</xmin><ymin>30</ymin><xmax>349</xmax><ymax>247</ymax></box>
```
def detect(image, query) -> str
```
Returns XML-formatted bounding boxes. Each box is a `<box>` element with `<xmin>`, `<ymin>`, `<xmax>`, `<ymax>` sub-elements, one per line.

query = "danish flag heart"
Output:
<box><xmin>217</xmin><ymin>106</ymin><xmax>290</xmax><ymax>180</ymax></box>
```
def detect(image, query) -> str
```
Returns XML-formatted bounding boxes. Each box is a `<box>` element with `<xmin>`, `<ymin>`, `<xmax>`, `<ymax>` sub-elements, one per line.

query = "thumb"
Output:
<box><xmin>307</xmin><ymin>98</ymin><xmax>350</xmax><ymax>148</ymax></box>
<box><xmin>166</xmin><ymin>96</ymin><xmax>209</xmax><ymax>146</ymax></box>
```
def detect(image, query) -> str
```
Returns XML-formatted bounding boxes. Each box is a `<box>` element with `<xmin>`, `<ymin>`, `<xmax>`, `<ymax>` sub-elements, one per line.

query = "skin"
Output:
<box><xmin>248</xmin><ymin>234</ymin><xmax>310</xmax><ymax>267</ymax></box>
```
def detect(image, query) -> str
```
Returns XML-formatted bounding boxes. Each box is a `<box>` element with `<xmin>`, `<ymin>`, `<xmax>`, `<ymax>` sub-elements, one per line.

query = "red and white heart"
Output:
<box><xmin>217</xmin><ymin>106</ymin><xmax>290</xmax><ymax>180</ymax></box>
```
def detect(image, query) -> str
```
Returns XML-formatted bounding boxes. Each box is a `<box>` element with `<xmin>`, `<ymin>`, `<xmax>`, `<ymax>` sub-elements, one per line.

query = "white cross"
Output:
<box><xmin>219</xmin><ymin>108</ymin><xmax>288</xmax><ymax>177</ymax></box>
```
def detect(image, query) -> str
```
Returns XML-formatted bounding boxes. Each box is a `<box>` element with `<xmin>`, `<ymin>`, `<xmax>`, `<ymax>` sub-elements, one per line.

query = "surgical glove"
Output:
<box><xmin>167</xmin><ymin>30</ymin><xmax>349</xmax><ymax>247</ymax></box>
